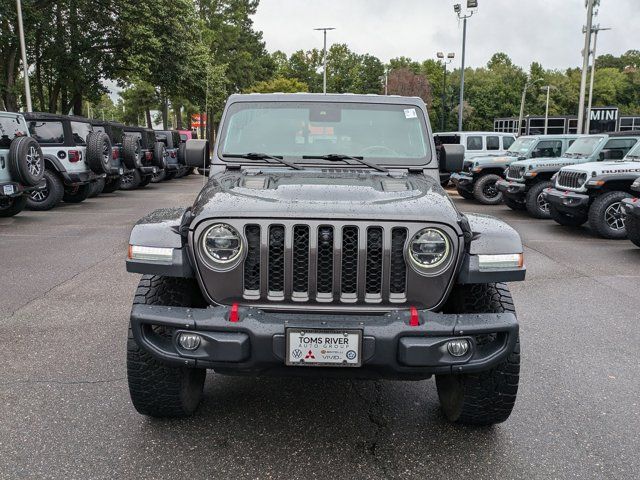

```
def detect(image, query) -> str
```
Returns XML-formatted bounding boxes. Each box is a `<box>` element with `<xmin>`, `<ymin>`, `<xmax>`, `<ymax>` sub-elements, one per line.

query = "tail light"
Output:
<box><xmin>145</xmin><ymin>151</ymin><xmax>153</xmax><ymax>161</ymax></box>
<box><xmin>170</xmin><ymin>151</ymin><xmax>176</xmax><ymax>158</ymax></box>
<box><xmin>112</xmin><ymin>146</ymin><xmax>119</xmax><ymax>160</ymax></box>
<box><xmin>69</xmin><ymin>150</ymin><xmax>80</xmax><ymax>162</ymax></box>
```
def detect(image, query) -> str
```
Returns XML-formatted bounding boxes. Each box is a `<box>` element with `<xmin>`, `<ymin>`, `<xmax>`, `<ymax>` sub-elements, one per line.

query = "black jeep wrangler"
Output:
<box><xmin>125</xmin><ymin>94</ymin><xmax>526</xmax><ymax>426</ymax></box>
<box><xmin>152</xmin><ymin>130</ymin><xmax>183</xmax><ymax>182</ymax></box>
<box><xmin>89</xmin><ymin>119</ymin><xmax>128</xmax><ymax>194</ymax></box>
<box><xmin>121</xmin><ymin>127</ymin><xmax>166</xmax><ymax>190</ymax></box>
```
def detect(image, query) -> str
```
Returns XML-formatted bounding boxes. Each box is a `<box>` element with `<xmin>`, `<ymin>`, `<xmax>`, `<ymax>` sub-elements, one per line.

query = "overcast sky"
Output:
<box><xmin>252</xmin><ymin>0</ymin><xmax>639</xmax><ymax>70</ymax></box>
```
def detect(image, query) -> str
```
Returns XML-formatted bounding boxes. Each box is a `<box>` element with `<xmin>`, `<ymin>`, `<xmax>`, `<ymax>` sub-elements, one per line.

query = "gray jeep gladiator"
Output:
<box><xmin>125</xmin><ymin>94</ymin><xmax>526</xmax><ymax>426</ymax></box>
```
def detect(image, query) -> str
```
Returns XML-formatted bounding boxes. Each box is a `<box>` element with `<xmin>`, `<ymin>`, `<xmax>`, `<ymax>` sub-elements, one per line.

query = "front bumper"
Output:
<box><xmin>496</xmin><ymin>179</ymin><xmax>527</xmax><ymax>198</ymax></box>
<box><xmin>130</xmin><ymin>304</ymin><xmax>518</xmax><ymax>379</ymax></box>
<box><xmin>622</xmin><ymin>197</ymin><xmax>640</xmax><ymax>218</ymax></box>
<box><xmin>544</xmin><ymin>187</ymin><xmax>590</xmax><ymax>214</ymax></box>
<box><xmin>450</xmin><ymin>172</ymin><xmax>475</xmax><ymax>189</ymax></box>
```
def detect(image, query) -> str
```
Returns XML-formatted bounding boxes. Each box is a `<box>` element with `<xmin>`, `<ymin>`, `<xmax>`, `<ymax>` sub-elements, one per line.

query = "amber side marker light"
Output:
<box><xmin>478</xmin><ymin>253</ymin><xmax>524</xmax><ymax>271</ymax></box>
<box><xmin>128</xmin><ymin>245</ymin><xmax>174</xmax><ymax>262</ymax></box>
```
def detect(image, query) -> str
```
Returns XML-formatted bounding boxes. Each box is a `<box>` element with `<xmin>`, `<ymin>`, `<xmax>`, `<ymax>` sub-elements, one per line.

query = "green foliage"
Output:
<box><xmin>246</xmin><ymin>77</ymin><xmax>308</xmax><ymax>93</ymax></box>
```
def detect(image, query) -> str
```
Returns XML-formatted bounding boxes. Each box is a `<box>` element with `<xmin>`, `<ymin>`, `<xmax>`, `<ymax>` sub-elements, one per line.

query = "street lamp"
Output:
<box><xmin>314</xmin><ymin>27</ymin><xmax>335</xmax><ymax>95</ymax></box>
<box><xmin>517</xmin><ymin>77</ymin><xmax>543</xmax><ymax>136</ymax></box>
<box><xmin>15</xmin><ymin>0</ymin><xmax>32</xmax><ymax>111</ymax></box>
<box><xmin>379</xmin><ymin>68</ymin><xmax>390</xmax><ymax>95</ymax></box>
<box><xmin>454</xmin><ymin>1</ymin><xmax>478</xmax><ymax>131</ymax></box>
<box><xmin>585</xmin><ymin>25</ymin><xmax>611</xmax><ymax>134</ymax></box>
<box><xmin>437</xmin><ymin>52</ymin><xmax>455</xmax><ymax>130</ymax></box>
<box><xmin>543</xmin><ymin>85</ymin><xmax>557</xmax><ymax>135</ymax></box>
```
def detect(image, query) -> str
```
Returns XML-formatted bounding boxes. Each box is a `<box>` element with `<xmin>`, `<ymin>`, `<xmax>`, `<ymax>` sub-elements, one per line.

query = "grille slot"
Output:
<box><xmin>390</xmin><ymin>228</ymin><xmax>408</xmax><ymax>295</ymax></box>
<box><xmin>292</xmin><ymin>225</ymin><xmax>309</xmax><ymax>294</ymax></box>
<box><xmin>507</xmin><ymin>165</ymin><xmax>526</xmax><ymax>180</ymax></box>
<box><xmin>341</xmin><ymin>227</ymin><xmax>359</xmax><ymax>294</ymax></box>
<box><xmin>243</xmin><ymin>225</ymin><xmax>261</xmax><ymax>292</ymax></box>
<box><xmin>365</xmin><ymin>227</ymin><xmax>383</xmax><ymax>295</ymax></box>
<box><xmin>557</xmin><ymin>170</ymin><xmax>587</xmax><ymax>189</ymax></box>
<box><xmin>316</xmin><ymin>226</ymin><xmax>334</xmax><ymax>295</ymax></box>
<box><xmin>268</xmin><ymin>226</ymin><xmax>285</xmax><ymax>294</ymax></box>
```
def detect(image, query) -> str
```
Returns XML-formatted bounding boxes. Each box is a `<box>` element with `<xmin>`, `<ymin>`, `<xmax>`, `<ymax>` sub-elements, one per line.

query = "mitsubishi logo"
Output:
<box><xmin>304</xmin><ymin>350</ymin><xmax>315</xmax><ymax>360</ymax></box>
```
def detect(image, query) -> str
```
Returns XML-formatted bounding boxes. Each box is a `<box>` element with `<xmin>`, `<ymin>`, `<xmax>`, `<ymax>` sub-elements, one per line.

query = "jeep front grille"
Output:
<box><xmin>507</xmin><ymin>165</ymin><xmax>526</xmax><ymax>180</ymax></box>
<box><xmin>557</xmin><ymin>170</ymin><xmax>588</xmax><ymax>190</ymax></box>
<box><xmin>242</xmin><ymin>222</ymin><xmax>409</xmax><ymax>304</ymax></box>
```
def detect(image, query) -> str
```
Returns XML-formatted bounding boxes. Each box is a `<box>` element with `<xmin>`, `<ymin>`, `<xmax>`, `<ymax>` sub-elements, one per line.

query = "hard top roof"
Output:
<box><xmin>434</xmin><ymin>131</ymin><xmax>515</xmax><ymax>136</ymax></box>
<box><xmin>23</xmin><ymin>112</ymin><xmax>92</xmax><ymax>123</ymax></box>
<box><xmin>123</xmin><ymin>125</ymin><xmax>154</xmax><ymax>132</ymax></box>
<box><xmin>227</xmin><ymin>92</ymin><xmax>426</xmax><ymax>106</ymax></box>
<box><xmin>89</xmin><ymin>119</ymin><xmax>126</xmax><ymax>128</ymax></box>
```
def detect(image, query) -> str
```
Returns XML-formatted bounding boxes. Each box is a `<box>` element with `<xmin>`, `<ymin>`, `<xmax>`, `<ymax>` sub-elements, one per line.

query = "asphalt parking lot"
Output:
<box><xmin>1</xmin><ymin>175</ymin><xmax>638</xmax><ymax>480</ymax></box>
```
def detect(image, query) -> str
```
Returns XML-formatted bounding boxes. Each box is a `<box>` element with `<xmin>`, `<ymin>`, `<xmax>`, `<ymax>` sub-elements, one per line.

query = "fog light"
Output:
<box><xmin>178</xmin><ymin>333</ymin><xmax>201</xmax><ymax>351</ymax></box>
<box><xmin>447</xmin><ymin>339</ymin><xmax>470</xmax><ymax>357</ymax></box>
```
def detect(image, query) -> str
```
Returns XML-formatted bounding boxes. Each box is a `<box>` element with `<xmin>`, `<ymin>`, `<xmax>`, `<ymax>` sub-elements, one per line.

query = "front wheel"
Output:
<box><xmin>0</xmin><ymin>195</ymin><xmax>28</xmax><ymax>217</ymax></box>
<box><xmin>473</xmin><ymin>174</ymin><xmax>503</xmax><ymax>205</ymax></box>
<box><xmin>456</xmin><ymin>186</ymin><xmax>474</xmax><ymax>200</ymax></box>
<box><xmin>127</xmin><ymin>275</ymin><xmax>207</xmax><ymax>417</ymax></box>
<box><xmin>588</xmin><ymin>191</ymin><xmax>632</xmax><ymax>239</ymax></box>
<box><xmin>436</xmin><ymin>283</ymin><xmax>520</xmax><ymax>425</ymax></box>
<box><xmin>627</xmin><ymin>213</ymin><xmax>640</xmax><ymax>248</ymax></box>
<box><xmin>525</xmin><ymin>181</ymin><xmax>553</xmax><ymax>219</ymax></box>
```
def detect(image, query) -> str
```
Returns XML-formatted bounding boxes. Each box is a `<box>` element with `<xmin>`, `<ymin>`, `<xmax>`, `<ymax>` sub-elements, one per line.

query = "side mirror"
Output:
<box><xmin>184</xmin><ymin>139</ymin><xmax>211</xmax><ymax>168</ymax></box>
<box><xmin>438</xmin><ymin>144</ymin><xmax>465</xmax><ymax>173</ymax></box>
<box><xmin>598</xmin><ymin>149</ymin><xmax>622</xmax><ymax>161</ymax></box>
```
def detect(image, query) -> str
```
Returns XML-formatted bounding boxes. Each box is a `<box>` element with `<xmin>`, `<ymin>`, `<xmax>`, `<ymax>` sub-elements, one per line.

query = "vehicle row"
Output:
<box><xmin>0</xmin><ymin>111</ymin><xmax>198</xmax><ymax>217</ymax></box>
<box><xmin>448</xmin><ymin>131</ymin><xmax>640</xmax><ymax>247</ymax></box>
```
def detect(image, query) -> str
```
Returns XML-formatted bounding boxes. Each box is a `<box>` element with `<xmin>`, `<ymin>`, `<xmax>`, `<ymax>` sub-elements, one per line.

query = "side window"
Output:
<box><xmin>502</xmin><ymin>136</ymin><xmax>515</xmax><ymax>149</ymax></box>
<box><xmin>28</xmin><ymin>121</ymin><xmax>64</xmax><ymax>144</ymax></box>
<box><xmin>603</xmin><ymin>139</ymin><xmax>638</xmax><ymax>159</ymax></box>
<box><xmin>0</xmin><ymin>116</ymin><xmax>28</xmax><ymax>148</ymax></box>
<box><xmin>466</xmin><ymin>136</ymin><xmax>483</xmax><ymax>151</ymax></box>
<box><xmin>568</xmin><ymin>139</ymin><xmax>575</xmax><ymax>147</ymax></box>
<box><xmin>532</xmin><ymin>140</ymin><xmax>562</xmax><ymax>158</ymax></box>
<box><xmin>70</xmin><ymin>121</ymin><xmax>92</xmax><ymax>145</ymax></box>
<box><xmin>486</xmin><ymin>136</ymin><xmax>500</xmax><ymax>150</ymax></box>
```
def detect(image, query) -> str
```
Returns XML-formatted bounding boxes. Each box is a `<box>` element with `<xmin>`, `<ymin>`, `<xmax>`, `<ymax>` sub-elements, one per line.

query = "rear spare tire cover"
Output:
<box><xmin>8</xmin><ymin>136</ymin><xmax>44</xmax><ymax>186</ymax></box>
<box><xmin>86</xmin><ymin>131</ymin><xmax>112</xmax><ymax>174</ymax></box>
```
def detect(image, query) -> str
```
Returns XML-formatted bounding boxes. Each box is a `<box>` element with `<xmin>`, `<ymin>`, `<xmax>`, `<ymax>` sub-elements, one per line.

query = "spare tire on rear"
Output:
<box><xmin>122</xmin><ymin>135</ymin><xmax>142</xmax><ymax>169</ymax></box>
<box><xmin>8</xmin><ymin>136</ymin><xmax>44</xmax><ymax>186</ymax></box>
<box><xmin>154</xmin><ymin>142</ymin><xmax>167</xmax><ymax>169</ymax></box>
<box><xmin>86</xmin><ymin>132</ymin><xmax>112</xmax><ymax>175</ymax></box>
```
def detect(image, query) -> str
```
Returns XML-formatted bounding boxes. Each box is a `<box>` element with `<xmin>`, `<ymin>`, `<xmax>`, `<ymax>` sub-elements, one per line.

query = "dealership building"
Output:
<box><xmin>494</xmin><ymin>107</ymin><xmax>640</xmax><ymax>135</ymax></box>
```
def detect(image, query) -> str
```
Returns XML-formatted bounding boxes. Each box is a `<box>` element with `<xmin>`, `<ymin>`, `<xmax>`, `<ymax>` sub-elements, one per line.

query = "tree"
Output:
<box><xmin>246</xmin><ymin>77</ymin><xmax>308</xmax><ymax>93</ymax></box>
<box><xmin>387</xmin><ymin>68</ymin><xmax>432</xmax><ymax>105</ymax></box>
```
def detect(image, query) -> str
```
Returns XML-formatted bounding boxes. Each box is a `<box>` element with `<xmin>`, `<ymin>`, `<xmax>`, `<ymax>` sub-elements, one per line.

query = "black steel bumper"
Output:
<box><xmin>60</xmin><ymin>170</ymin><xmax>99</xmax><ymax>185</ymax></box>
<box><xmin>622</xmin><ymin>197</ymin><xmax>640</xmax><ymax>218</ymax></box>
<box><xmin>1</xmin><ymin>180</ymin><xmax>46</xmax><ymax>198</ymax></box>
<box><xmin>450</xmin><ymin>172</ymin><xmax>475</xmax><ymax>190</ymax></box>
<box><xmin>139</xmin><ymin>166</ymin><xmax>158</xmax><ymax>175</ymax></box>
<box><xmin>130</xmin><ymin>304</ymin><xmax>519</xmax><ymax>379</ymax></box>
<box><xmin>496</xmin><ymin>179</ymin><xmax>527</xmax><ymax>198</ymax></box>
<box><xmin>544</xmin><ymin>187</ymin><xmax>590</xmax><ymax>214</ymax></box>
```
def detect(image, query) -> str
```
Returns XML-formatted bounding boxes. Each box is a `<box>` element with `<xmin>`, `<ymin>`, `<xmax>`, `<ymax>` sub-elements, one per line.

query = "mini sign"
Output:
<box><xmin>590</xmin><ymin>107</ymin><xmax>619</xmax><ymax>122</ymax></box>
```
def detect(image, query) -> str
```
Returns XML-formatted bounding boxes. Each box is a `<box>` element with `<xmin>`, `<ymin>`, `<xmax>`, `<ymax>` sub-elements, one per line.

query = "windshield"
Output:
<box><xmin>0</xmin><ymin>116</ymin><xmax>28</xmax><ymax>149</ymax></box>
<box><xmin>565</xmin><ymin>136</ymin><xmax>604</xmax><ymax>156</ymax></box>
<box><xmin>70</xmin><ymin>121</ymin><xmax>92</xmax><ymax>145</ymax></box>
<box><xmin>506</xmin><ymin>138</ymin><xmax>536</xmax><ymax>155</ymax></box>
<box><xmin>625</xmin><ymin>141</ymin><xmax>640</xmax><ymax>159</ymax></box>
<box><xmin>218</xmin><ymin>101</ymin><xmax>431</xmax><ymax>166</ymax></box>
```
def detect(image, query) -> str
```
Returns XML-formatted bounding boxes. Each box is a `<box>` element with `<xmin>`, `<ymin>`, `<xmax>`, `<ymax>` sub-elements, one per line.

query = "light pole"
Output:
<box><xmin>16</xmin><ymin>0</ymin><xmax>32</xmax><ymax>112</ymax></box>
<box><xmin>454</xmin><ymin>1</ymin><xmax>478</xmax><ymax>132</ymax></box>
<box><xmin>379</xmin><ymin>68</ymin><xmax>389</xmax><ymax>95</ymax></box>
<box><xmin>543</xmin><ymin>85</ymin><xmax>556</xmax><ymax>134</ymax></box>
<box><xmin>577</xmin><ymin>0</ymin><xmax>599</xmax><ymax>134</ymax></box>
<box><xmin>437</xmin><ymin>52</ymin><xmax>455</xmax><ymax>131</ymax></box>
<box><xmin>585</xmin><ymin>25</ymin><xmax>611</xmax><ymax>134</ymax></box>
<box><xmin>314</xmin><ymin>27</ymin><xmax>335</xmax><ymax>94</ymax></box>
<box><xmin>517</xmin><ymin>77</ymin><xmax>543</xmax><ymax>136</ymax></box>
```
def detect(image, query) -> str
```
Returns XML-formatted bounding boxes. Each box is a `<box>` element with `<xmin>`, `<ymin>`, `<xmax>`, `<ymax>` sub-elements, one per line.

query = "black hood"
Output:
<box><xmin>190</xmin><ymin>169</ymin><xmax>462</xmax><ymax>230</ymax></box>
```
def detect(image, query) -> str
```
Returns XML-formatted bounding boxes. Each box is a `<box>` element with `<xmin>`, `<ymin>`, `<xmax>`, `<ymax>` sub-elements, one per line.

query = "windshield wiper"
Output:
<box><xmin>222</xmin><ymin>152</ymin><xmax>302</xmax><ymax>170</ymax></box>
<box><xmin>302</xmin><ymin>154</ymin><xmax>389</xmax><ymax>173</ymax></box>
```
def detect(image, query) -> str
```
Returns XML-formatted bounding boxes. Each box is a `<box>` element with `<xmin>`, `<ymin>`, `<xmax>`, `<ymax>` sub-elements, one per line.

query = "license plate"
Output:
<box><xmin>3</xmin><ymin>185</ymin><xmax>14</xmax><ymax>195</ymax></box>
<box><xmin>286</xmin><ymin>329</ymin><xmax>362</xmax><ymax>367</ymax></box>
<box><xmin>152</xmin><ymin>167</ymin><xmax>157</xmax><ymax>173</ymax></box>
<box><xmin>119</xmin><ymin>168</ymin><xmax>124</xmax><ymax>175</ymax></box>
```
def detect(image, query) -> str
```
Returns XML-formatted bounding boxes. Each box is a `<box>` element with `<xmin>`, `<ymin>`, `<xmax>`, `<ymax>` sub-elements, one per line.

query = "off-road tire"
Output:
<box><xmin>525</xmin><ymin>181</ymin><xmax>553</xmax><ymax>219</ymax></box>
<box><xmin>588</xmin><ymin>191</ymin><xmax>632</xmax><ymax>239</ymax></box>
<box><xmin>102</xmin><ymin>176</ymin><xmax>121</xmax><ymax>194</ymax></box>
<box><xmin>127</xmin><ymin>275</ymin><xmax>207</xmax><ymax>417</ymax></box>
<box><xmin>122</xmin><ymin>136</ymin><xmax>142</xmax><ymax>169</ymax></box>
<box><xmin>86</xmin><ymin>132</ymin><xmax>112</xmax><ymax>175</ymax></box>
<box><xmin>63</xmin><ymin>183</ymin><xmax>92</xmax><ymax>203</ymax></box>
<box><xmin>456</xmin><ymin>186</ymin><xmax>474</xmax><ymax>200</ymax></box>
<box><xmin>8</xmin><ymin>136</ymin><xmax>44</xmax><ymax>186</ymax></box>
<box><xmin>473</xmin><ymin>174</ymin><xmax>503</xmax><ymax>205</ymax></box>
<box><xmin>178</xmin><ymin>143</ymin><xmax>187</xmax><ymax>165</ymax></box>
<box><xmin>503</xmin><ymin>195</ymin><xmax>526</xmax><ymax>211</ymax></box>
<box><xmin>549</xmin><ymin>205</ymin><xmax>587</xmax><ymax>227</ymax></box>
<box><xmin>626</xmin><ymin>213</ymin><xmax>640</xmax><ymax>247</ymax></box>
<box><xmin>0</xmin><ymin>195</ymin><xmax>28</xmax><ymax>217</ymax></box>
<box><xmin>88</xmin><ymin>177</ymin><xmax>105</xmax><ymax>198</ymax></box>
<box><xmin>138</xmin><ymin>175</ymin><xmax>152</xmax><ymax>188</ymax></box>
<box><xmin>437</xmin><ymin>283</ymin><xmax>520</xmax><ymax>425</ymax></box>
<box><xmin>153</xmin><ymin>142</ymin><xmax>167</xmax><ymax>169</ymax></box>
<box><xmin>26</xmin><ymin>169</ymin><xmax>64</xmax><ymax>211</ymax></box>
<box><xmin>150</xmin><ymin>169</ymin><xmax>166</xmax><ymax>183</ymax></box>
<box><xmin>120</xmin><ymin>170</ymin><xmax>141</xmax><ymax>190</ymax></box>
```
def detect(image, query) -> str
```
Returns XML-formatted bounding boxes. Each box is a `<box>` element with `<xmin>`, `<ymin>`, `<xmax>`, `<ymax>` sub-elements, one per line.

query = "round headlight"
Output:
<box><xmin>409</xmin><ymin>228</ymin><xmax>451</xmax><ymax>269</ymax></box>
<box><xmin>202</xmin><ymin>223</ymin><xmax>242</xmax><ymax>263</ymax></box>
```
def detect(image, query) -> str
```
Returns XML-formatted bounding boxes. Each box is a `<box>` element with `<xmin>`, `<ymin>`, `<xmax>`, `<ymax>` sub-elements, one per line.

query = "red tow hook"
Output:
<box><xmin>229</xmin><ymin>303</ymin><xmax>239</xmax><ymax>322</ymax></box>
<box><xmin>409</xmin><ymin>306</ymin><xmax>420</xmax><ymax>327</ymax></box>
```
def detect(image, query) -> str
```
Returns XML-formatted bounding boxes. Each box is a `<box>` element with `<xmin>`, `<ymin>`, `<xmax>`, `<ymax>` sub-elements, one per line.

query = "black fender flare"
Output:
<box><xmin>44</xmin><ymin>154</ymin><xmax>67</xmax><ymax>174</ymax></box>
